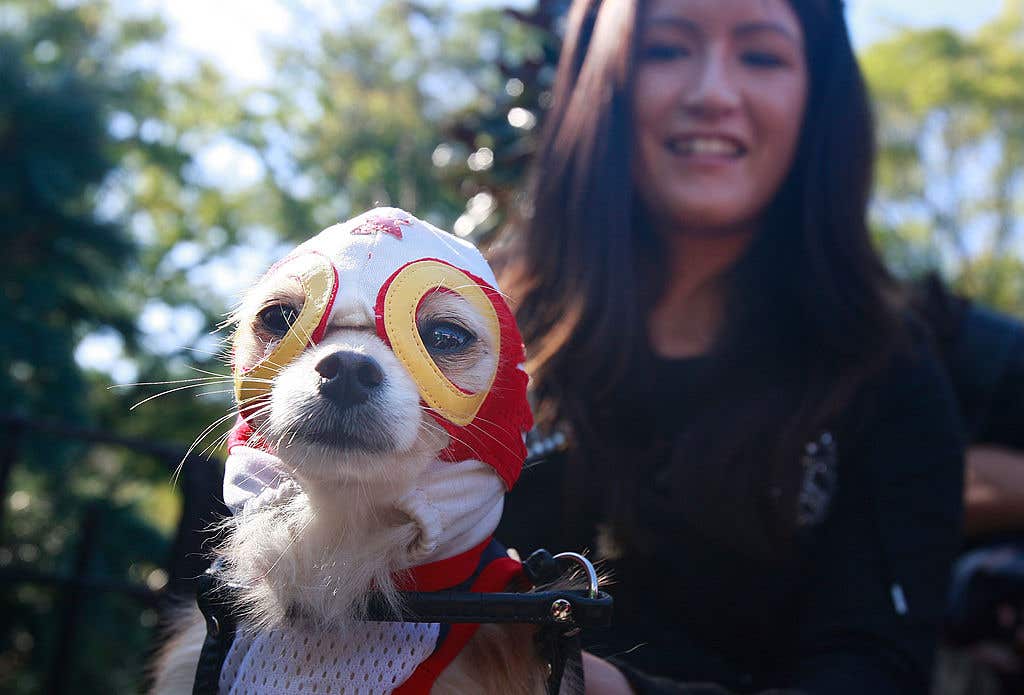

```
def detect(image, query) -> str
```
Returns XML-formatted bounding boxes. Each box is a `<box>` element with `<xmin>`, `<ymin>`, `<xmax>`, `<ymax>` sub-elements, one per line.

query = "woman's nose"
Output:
<box><xmin>683</xmin><ymin>47</ymin><xmax>741</xmax><ymax>118</ymax></box>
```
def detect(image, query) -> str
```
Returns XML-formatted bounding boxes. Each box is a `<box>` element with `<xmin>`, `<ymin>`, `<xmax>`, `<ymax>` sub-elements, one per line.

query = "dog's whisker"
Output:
<box><xmin>178</xmin><ymin>345</ymin><xmax>229</xmax><ymax>359</ymax></box>
<box><xmin>461</xmin><ymin>412</ymin><xmax>519</xmax><ymax>439</ymax></box>
<box><xmin>186</xmin><ymin>408</ymin><xmax>245</xmax><ymax>455</ymax></box>
<box><xmin>414</xmin><ymin>406</ymin><xmax>484</xmax><ymax>452</ymax></box>
<box><xmin>198</xmin><ymin>427</ymin><xmax>236</xmax><ymax>461</ymax></box>
<box><xmin>175</xmin><ymin>409</ymin><xmax>250</xmax><ymax>483</ymax></box>
<box><xmin>129</xmin><ymin>381</ymin><xmax>239</xmax><ymax>411</ymax></box>
<box><xmin>193</xmin><ymin>389</ymin><xmax>246</xmax><ymax>399</ymax></box>
<box><xmin>289</xmin><ymin>313</ymin><xmax>316</xmax><ymax>349</ymax></box>
<box><xmin>184</xmin><ymin>364</ymin><xmax>237</xmax><ymax>379</ymax></box>
<box><xmin>232</xmin><ymin>457</ymin><xmax>288</xmax><ymax>486</ymax></box>
<box><xmin>233</xmin><ymin>388</ymin><xmax>275</xmax><ymax>405</ymax></box>
<box><xmin>242</xmin><ymin>413</ymin><xmax>278</xmax><ymax>450</ymax></box>
<box><xmin>111</xmin><ymin>376</ymin><xmax>231</xmax><ymax>390</ymax></box>
<box><xmin>446</xmin><ymin>281</ymin><xmax>512</xmax><ymax>303</ymax></box>
<box><xmin>459</xmin><ymin>414</ymin><xmax>523</xmax><ymax>459</ymax></box>
<box><xmin>415</xmin><ymin>418</ymin><xmax>482</xmax><ymax>458</ymax></box>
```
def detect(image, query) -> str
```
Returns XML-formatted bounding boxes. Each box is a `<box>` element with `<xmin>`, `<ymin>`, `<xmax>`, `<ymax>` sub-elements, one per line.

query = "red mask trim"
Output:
<box><xmin>374</xmin><ymin>258</ymin><xmax>533</xmax><ymax>489</ymax></box>
<box><xmin>234</xmin><ymin>251</ymin><xmax>339</xmax><ymax>421</ymax></box>
<box><xmin>308</xmin><ymin>264</ymin><xmax>339</xmax><ymax>345</ymax></box>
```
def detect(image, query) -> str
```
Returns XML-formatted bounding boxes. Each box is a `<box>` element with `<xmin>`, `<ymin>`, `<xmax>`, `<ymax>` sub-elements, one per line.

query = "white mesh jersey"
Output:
<box><xmin>219</xmin><ymin>621</ymin><xmax>441</xmax><ymax>695</ymax></box>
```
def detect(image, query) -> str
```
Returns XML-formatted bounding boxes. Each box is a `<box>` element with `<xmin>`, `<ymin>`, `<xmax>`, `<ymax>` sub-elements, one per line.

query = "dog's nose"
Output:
<box><xmin>315</xmin><ymin>351</ymin><xmax>384</xmax><ymax>408</ymax></box>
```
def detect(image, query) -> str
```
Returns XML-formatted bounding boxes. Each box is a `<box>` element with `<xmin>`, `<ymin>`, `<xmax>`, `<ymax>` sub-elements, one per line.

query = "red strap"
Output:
<box><xmin>395</xmin><ymin>537</ymin><xmax>493</xmax><ymax>592</ymax></box>
<box><xmin>226</xmin><ymin>416</ymin><xmax>271</xmax><ymax>453</ymax></box>
<box><xmin>392</xmin><ymin>556</ymin><xmax>524</xmax><ymax>694</ymax></box>
<box><xmin>226</xmin><ymin>416</ymin><xmax>253</xmax><ymax>452</ymax></box>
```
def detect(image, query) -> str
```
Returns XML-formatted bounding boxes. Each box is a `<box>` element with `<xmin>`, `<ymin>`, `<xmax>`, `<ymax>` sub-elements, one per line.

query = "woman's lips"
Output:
<box><xmin>666</xmin><ymin>135</ymin><xmax>747</xmax><ymax>158</ymax></box>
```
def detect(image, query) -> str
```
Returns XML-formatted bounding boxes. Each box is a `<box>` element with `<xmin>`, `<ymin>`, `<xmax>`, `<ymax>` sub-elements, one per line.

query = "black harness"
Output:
<box><xmin>192</xmin><ymin>548</ymin><xmax>612</xmax><ymax>695</ymax></box>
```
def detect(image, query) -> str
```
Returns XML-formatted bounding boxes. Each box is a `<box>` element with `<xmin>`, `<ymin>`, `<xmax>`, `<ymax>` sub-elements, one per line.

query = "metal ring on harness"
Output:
<box><xmin>552</xmin><ymin>552</ymin><xmax>600</xmax><ymax>599</ymax></box>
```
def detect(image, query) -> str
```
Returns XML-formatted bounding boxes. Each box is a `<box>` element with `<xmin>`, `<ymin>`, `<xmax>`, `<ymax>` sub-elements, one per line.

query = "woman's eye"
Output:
<box><xmin>257</xmin><ymin>304</ymin><xmax>300</xmax><ymax>336</ymax></box>
<box><xmin>420</xmin><ymin>322</ymin><xmax>475</xmax><ymax>355</ymax></box>
<box><xmin>641</xmin><ymin>43</ymin><xmax>690</xmax><ymax>62</ymax></box>
<box><xmin>742</xmin><ymin>51</ymin><xmax>785</xmax><ymax>68</ymax></box>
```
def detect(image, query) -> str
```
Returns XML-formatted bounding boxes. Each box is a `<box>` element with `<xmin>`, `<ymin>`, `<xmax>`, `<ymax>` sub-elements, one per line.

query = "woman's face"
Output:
<box><xmin>632</xmin><ymin>0</ymin><xmax>808</xmax><ymax>235</ymax></box>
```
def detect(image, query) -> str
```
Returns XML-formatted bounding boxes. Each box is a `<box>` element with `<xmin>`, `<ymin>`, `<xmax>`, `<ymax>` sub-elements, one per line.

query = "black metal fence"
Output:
<box><xmin>0</xmin><ymin>414</ymin><xmax>227</xmax><ymax>695</ymax></box>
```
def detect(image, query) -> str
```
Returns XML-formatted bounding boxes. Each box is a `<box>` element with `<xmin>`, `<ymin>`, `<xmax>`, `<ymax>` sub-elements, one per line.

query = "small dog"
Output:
<box><xmin>151</xmin><ymin>208</ymin><xmax>554</xmax><ymax>694</ymax></box>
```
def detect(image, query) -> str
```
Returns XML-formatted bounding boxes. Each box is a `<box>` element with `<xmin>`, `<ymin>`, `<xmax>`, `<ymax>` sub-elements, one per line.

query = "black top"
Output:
<box><xmin>498</xmin><ymin>339</ymin><xmax>965</xmax><ymax>694</ymax></box>
<box><xmin>937</xmin><ymin>304</ymin><xmax>1024</xmax><ymax>450</ymax></box>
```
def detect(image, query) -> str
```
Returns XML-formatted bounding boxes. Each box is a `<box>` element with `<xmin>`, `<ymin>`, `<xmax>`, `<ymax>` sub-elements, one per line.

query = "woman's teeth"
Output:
<box><xmin>669</xmin><ymin>137</ymin><xmax>743</xmax><ymax>156</ymax></box>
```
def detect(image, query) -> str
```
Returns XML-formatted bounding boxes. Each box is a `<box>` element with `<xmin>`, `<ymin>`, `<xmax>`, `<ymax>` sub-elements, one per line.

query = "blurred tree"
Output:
<box><xmin>862</xmin><ymin>0</ymin><xmax>1024</xmax><ymax>315</ymax></box>
<box><xmin>1</xmin><ymin>4</ymin><xmax>137</xmax><ymax>421</ymax></box>
<box><xmin>0</xmin><ymin>1</ymin><xmax>553</xmax><ymax>692</ymax></box>
<box><xmin>0</xmin><ymin>2</ymin><xmax>231</xmax><ymax>693</ymax></box>
<box><xmin>233</xmin><ymin>0</ymin><xmax>547</xmax><ymax>243</ymax></box>
<box><xmin>440</xmin><ymin>0</ymin><xmax>566</xmax><ymax>244</ymax></box>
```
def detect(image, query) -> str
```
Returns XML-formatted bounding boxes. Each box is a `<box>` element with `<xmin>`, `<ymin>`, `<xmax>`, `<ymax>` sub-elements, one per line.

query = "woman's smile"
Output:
<box><xmin>632</xmin><ymin>0</ymin><xmax>808</xmax><ymax>235</ymax></box>
<box><xmin>666</xmin><ymin>133</ymin><xmax>748</xmax><ymax>158</ymax></box>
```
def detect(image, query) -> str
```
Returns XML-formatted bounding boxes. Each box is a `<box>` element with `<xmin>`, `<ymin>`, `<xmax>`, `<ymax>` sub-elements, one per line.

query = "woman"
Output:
<box><xmin>494</xmin><ymin>0</ymin><xmax>965</xmax><ymax>693</ymax></box>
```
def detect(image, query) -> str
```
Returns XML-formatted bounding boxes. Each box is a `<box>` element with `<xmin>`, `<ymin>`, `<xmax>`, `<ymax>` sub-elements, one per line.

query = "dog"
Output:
<box><xmin>150</xmin><ymin>207</ymin><xmax>559</xmax><ymax>695</ymax></box>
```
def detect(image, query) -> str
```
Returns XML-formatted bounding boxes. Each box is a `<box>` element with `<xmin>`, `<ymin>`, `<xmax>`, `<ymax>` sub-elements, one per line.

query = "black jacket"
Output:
<box><xmin>498</xmin><ymin>338</ymin><xmax>965</xmax><ymax>695</ymax></box>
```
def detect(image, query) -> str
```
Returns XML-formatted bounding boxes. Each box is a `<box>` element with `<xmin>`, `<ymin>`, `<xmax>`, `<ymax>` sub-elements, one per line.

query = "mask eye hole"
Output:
<box><xmin>256</xmin><ymin>303</ymin><xmax>300</xmax><ymax>337</ymax></box>
<box><xmin>420</xmin><ymin>321</ymin><xmax>476</xmax><ymax>355</ymax></box>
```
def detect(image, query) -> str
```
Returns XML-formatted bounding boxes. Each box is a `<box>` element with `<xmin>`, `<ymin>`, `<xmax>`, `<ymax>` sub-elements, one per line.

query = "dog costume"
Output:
<box><xmin>217</xmin><ymin>208</ymin><xmax>533</xmax><ymax>694</ymax></box>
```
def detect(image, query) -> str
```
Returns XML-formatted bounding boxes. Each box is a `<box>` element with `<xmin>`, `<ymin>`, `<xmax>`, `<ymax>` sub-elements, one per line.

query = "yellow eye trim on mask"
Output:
<box><xmin>379</xmin><ymin>260</ymin><xmax>500</xmax><ymax>427</ymax></box>
<box><xmin>234</xmin><ymin>254</ymin><xmax>338</xmax><ymax>407</ymax></box>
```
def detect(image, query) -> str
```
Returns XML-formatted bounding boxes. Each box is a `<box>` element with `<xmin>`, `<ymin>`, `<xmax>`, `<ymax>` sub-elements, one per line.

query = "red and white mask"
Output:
<box><xmin>225</xmin><ymin>208</ymin><xmax>533</xmax><ymax>565</ymax></box>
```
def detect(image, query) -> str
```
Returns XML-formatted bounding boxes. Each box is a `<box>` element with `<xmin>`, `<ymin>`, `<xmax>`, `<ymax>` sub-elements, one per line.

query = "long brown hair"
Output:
<box><xmin>499</xmin><ymin>0</ymin><xmax>904</xmax><ymax>558</ymax></box>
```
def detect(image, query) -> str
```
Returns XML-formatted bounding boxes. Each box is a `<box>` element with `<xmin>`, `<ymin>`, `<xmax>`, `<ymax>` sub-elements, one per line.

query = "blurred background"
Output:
<box><xmin>0</xmin><ymin>0</ymin><xmax>1021</xmax><ymax>692</ymax></box>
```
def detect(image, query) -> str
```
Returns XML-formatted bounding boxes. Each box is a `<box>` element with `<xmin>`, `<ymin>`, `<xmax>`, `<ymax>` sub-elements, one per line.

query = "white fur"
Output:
<box><xmin>264</xmin><ymin>329</ymin><xmax>434</xmax><ymax>484</ymax></box>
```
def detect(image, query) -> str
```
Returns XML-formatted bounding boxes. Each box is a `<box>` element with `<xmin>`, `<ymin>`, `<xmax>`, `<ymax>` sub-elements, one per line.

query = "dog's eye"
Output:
<box><xmin>420</xmin><ymin>321</ymin><xmax>475</xmax><ymax>354</ymax></box>
<box><xmin>257</xmin><ymin>304</ymin><xmax>300</xmax><ymax>337</ymax></box>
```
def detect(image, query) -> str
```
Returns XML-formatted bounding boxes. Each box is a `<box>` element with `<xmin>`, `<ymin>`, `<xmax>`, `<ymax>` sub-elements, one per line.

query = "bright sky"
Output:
<box><xmin>122</xmin><ymin>0</ymin><xmax>1006</xmax><ymax>87</ymax></box>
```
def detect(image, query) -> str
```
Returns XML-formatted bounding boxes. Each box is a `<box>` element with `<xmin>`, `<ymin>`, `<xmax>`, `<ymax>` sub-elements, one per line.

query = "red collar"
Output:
<box><xmin>395</xmin><ymin>536</ymin><xmax>494</xmax><ymax>592</ymax></box>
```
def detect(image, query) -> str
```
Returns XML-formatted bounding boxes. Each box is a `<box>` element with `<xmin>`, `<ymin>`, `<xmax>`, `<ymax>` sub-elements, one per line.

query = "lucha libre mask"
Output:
<box><xmin>231</xmin><ymin>207</ymin><xmax>533</xmax><ymax>489</ymax></box>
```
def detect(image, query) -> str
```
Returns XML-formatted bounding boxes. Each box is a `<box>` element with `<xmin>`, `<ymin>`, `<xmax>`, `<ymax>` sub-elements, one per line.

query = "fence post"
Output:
<box><xmin>0</xmin><ymin>417</ymin><xmax>26</xmax><ymax>544</ymax></box>
<box><xmin>164</xmin><ymin>453</ymin><xmax>227</xmax><ymax>598</ymax></box>
<box><xmin>48</xmin><ymin>504</ymin><xmax>101</xmax><ymax>695</ymax></box>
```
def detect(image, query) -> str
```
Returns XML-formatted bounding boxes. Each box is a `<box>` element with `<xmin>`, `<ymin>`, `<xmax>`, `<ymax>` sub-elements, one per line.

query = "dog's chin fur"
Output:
<box><xmin>219</xmin><ymin>435</ymin><xmax>445</xmax><ymax>631</ymax></box>
<box><xmin>222</xmin><ymin>325</ymin><xmax>452</xmax><ymax>630</ymax></box>
<box><xmin>151</xmin><ymin>439</ymin><xmax>557</xmax><ymax>695</ymax></box>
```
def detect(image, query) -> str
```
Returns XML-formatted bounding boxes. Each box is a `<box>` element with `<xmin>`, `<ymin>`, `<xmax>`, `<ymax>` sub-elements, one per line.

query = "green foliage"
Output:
<box><xmin>440</xmin><ymin>1</ymin><xmax>564</xmax><ymax>244</ymax></box>
<box><xmin>862</xmin><ymin>0</ymin><xmax>1024</xmax><ymax>315</ymax></box>
<box><xmin>233</xmin><ymin>0</ymin><xmax>548</xmax><ymax>239</ymax></box>
<box><xmin>0</xmin><ymin>2</ymin><xmax>225</xmax><ymax>692</ymax></box>
<box><xmin>0</xmin><ymin>19</ymin><xmax>133</xmax><ymax>421</ymax></box>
